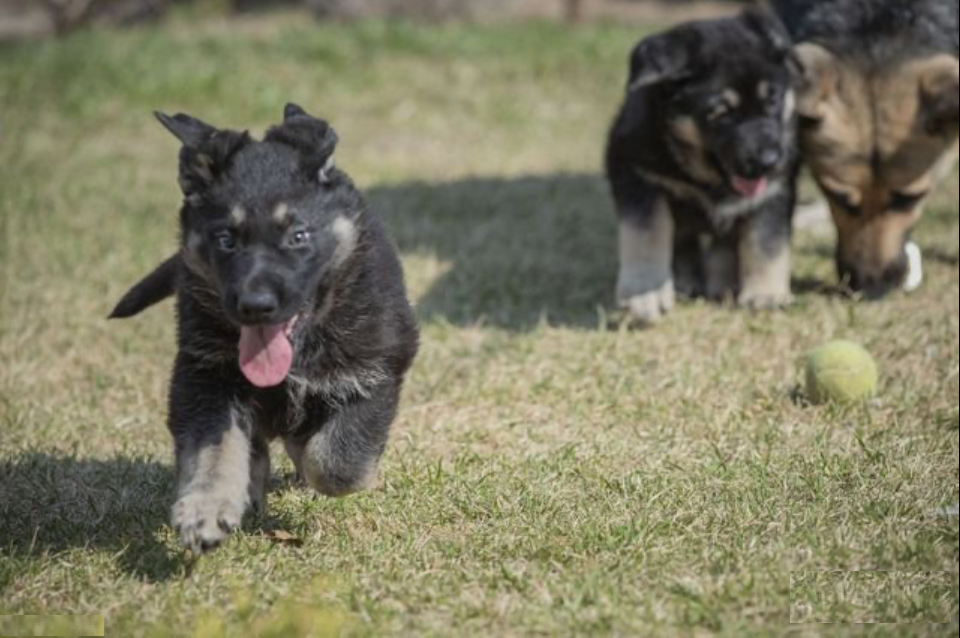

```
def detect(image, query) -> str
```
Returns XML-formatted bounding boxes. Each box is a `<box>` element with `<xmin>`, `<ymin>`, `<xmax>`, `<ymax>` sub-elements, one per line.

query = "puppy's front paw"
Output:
<box><xmin>172</xmin><ymin>490</ymin><xmax>249</xmax><ymax>554</ymax></box>
<box><xmin>620</xmin><ymin>280</ymin><xmax>675</xmax><ymax>326</ymax></box>
<box><xmin>738</xmin><ymin>288</ymin><xmax>793</xmax><ymax>310</ymax></box>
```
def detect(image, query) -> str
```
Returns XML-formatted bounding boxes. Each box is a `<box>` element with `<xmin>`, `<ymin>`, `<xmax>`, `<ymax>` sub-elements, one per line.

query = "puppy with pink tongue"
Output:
<box><xmin>111</xmin><ymin>105</ymin><xmax>419</xmax><ymax>554</ymax></box>
<box><xmin>606</xmin><ymin>7</ymin><xmax>801</xmax><ymax>325</ymax></box>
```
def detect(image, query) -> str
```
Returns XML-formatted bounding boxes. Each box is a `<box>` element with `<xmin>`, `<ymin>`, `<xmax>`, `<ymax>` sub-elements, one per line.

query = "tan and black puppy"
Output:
<box><xmin>111</xmin><ymin>105</ymin><xmax>419</xmax><ymax>553</ymax></box>
<box><xmin>777</xmin><ymin>0</ymin><xmax>959</xmax><ymax>298</ymax></box>
<box><xmin>607</xmin><ymin>8</ymin><xmax>801</xmax><ymax>325</ymax></box>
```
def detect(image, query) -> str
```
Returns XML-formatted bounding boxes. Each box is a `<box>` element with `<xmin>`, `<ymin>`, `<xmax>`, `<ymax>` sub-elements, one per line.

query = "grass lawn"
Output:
<box><xmin>1</xmin><ymin>7</ymin><xmax>958</xmax><ymax>637</ymax></box>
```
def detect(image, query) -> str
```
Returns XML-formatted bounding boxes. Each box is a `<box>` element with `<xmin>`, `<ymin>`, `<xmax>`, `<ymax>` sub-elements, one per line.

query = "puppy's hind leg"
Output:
<box><xmin>249</xmin><ymin>434</ymin><xmax>271</xmax><ymax>516</ymax></box>
<box><xmin>286</xmin><ymin>383</ymin><xmax>399</xmax><ymax>498</ymax></box>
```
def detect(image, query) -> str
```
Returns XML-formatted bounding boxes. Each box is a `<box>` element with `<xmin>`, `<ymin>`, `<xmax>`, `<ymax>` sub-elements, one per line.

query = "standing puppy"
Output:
<box><xmin>111</xmin><ymin>105</ymin><xmax>419</xmax><ymax>553</ymax></box>
<box><xmin>607</xmin><ymin>9</ymin><xmax>801</xmax><ymax>324</ymax></box>
<box><xmin>776</xmin><ymin>0</ymin><xmax>959</xmax><ymax>298</ymax></box>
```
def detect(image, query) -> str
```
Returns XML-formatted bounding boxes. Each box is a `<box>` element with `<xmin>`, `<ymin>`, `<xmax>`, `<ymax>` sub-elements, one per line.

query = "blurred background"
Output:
<box><xmin>1</xmin><ymin>0</ymin><xmax>753</xmax><ymax>41</ymax></box>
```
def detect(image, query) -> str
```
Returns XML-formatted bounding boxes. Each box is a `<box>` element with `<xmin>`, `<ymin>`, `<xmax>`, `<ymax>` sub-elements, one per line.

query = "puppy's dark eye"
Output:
<box><xmin>215</xmin><ymin>230</ymin><xmax>237</xmax><ymax>252</ymax></box>
<box><xmin>823</xmin><ymin>188</ymin><xmax>860</xmax><ymax>216</ymax></box>
<box><xmin>288</xmin><ymin>229</ymin><xmax>311</xmax><ymax>248</ymax></box>
<box><xmin>889</xmin><ymin>191</ymin><xmax>927</xmax><ymax>212</ymax></box>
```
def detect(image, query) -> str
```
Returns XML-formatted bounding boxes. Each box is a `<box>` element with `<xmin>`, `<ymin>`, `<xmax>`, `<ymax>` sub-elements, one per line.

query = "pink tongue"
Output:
<box><xmin>732</xmin><ymin>176</ymin><xmax>768</xmax><ymax>198</ymax></box>
<box><xmin>238</xmin><ymin>324</ymin><xmax>293</xmax><ymax>388</ymax></box>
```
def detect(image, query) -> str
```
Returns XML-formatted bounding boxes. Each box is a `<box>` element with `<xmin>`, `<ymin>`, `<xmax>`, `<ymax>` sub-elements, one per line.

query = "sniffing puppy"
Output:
<box><xmin>111</xmin><ymin>105</ymin><xmax>419</xmax><ymax>553</ymax></box>
<box><xmin>607</xmin><ymin>8</ymin><xmax>801</xmax><ymax>324</ymax></box>
<box><xmin>776</xmin><ymin>0</ymin><xmax>959</xmax><ymax>298</ymax></box>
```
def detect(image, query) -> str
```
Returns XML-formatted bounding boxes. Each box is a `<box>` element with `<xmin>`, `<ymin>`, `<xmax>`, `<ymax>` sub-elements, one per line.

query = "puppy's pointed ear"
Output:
<box><xmin>283</xmin><ymin>103</ymin><xmax>308</xmax><ymax>121</ymax></box>
<box><xmin>155</xmin><ymin>111</ymin><xmax>250</xmax><ymax>198</ymax></box>
<box><xmin>627</xmin><ymin>28</ymin><xmax>698</xmax><ymax>92</ymax></box>
<box><xmin>920</xmin><ymin>55</ymin><xmax>960</xmax><ymax>138</ymax></box>
<box><xmin>743</xmin><ymin>7</ymin><xmax>792</xmax><ymax>58</ymax></box>
<box><xmin>791</xmin><ymin>43</ymin><xmax>838</xmax><ymax>121</ymax></box>
<box><xmin>266</xmin><ymin>105</ymin><xmax>339</xmax><ymax>185</ymax></box>
<box><xmin>155</xmin><ymin>112</ymin><xmax>216</xmax><ymax>148</ymax></box>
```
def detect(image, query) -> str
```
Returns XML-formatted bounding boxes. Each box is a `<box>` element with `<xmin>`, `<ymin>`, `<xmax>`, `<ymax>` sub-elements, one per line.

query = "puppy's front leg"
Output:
<box><xmin>617</xmin><ymin>197</ymin><xmax>675</xmax><ymax>325</ymax></box>
<box><xmin>286</xmin><ymin>382</ymin><xmax>399</xmax><ymax>498</ymax></box>
<box><xmin>168</xmin><ymin>362</ymin><xmax>255</xmax><ymax>553</ymax></box>
<box><xmin>738</xmin><ymin>205</ymin><xmax>793</xmax><ymax>309</ymax></box>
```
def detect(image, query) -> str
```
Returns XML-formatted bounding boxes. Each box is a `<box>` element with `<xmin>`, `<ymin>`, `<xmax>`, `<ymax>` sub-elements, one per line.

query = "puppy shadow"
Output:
<box><xmin>0</xmin><ymin>454</ymin><xmax>334</xmax><ymax>587</ymax></box>
<box><xmin>369</xmin><ymin>173</ymin><xmax>619</xmax><ymax>331</ymax></box>
<box><xmin>0</xmin><ymin>454</ymin><xmax>186</xmax><ymax>584</ymax></box>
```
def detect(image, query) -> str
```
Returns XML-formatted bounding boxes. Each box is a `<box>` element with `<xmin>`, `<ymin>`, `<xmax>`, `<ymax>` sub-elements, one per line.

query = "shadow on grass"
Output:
<box><xmin>369</xmin><ymin>173</ymin><xmax>618</xmax><ymax>331</ymax></box>
<box><xmin>927</xmin><ymin>247</ymin><xmax>960</xmax><ymax>267</ymax></box>
<box><xmin>0</xmin><ymin>453</ymin><xmax>185</xmax><ymax>583</ymax></box>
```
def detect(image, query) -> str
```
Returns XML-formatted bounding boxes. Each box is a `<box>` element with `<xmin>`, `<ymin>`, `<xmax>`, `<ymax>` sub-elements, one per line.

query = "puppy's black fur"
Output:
<box><xmin>607</xmin><ymin>8</ymin><xmax>801</xmax><ymax>324</ymax></box>
<box><xmin>111</xmin><ymin>105</ymin><xmax>418</xmax><ymax>553</ymax></box>
<box><xmin>775</xmin><ymin>0</ymin><xmax>958</xmax><ymax>60</ymax></box>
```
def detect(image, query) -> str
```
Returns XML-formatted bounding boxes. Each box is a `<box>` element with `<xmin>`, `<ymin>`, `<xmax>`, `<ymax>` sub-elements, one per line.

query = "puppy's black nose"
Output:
<box><xmin>757</xmin><ymin>148</ymin><xmax>781</xmax><ymax>172</ymax></box>
<box><xmin>238</xmin><ymin>291</ymin><xmax>279</xmax><ymax>323</ymax></box>
<box><xmin>837</xmin><ymin>258</ymin><xmax>907</xmax><ymax>300</ymax></box>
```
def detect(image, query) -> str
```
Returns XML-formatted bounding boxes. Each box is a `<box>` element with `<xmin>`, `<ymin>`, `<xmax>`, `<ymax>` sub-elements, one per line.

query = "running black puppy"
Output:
<box><xmin>607</xmin><ymin>8</ymin><xmax>801</xmax><ymax>324</ymax></box>
<box><xmin>111</xmin><ymin>105</ymin><xmax>419</xmax><ymax>553</ymax></box>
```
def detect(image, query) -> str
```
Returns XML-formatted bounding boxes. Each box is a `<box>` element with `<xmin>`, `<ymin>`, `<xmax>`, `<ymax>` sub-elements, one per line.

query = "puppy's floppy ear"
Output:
<box><xmin>627</xmin><ymin>28</ymin><xmax>699</xmax><ymax>92</ymax></box>
<box><xmin>742</xmin><ymin>7</ymin><xmax>792</xmax><ymax>58</ymax></box>
<box><xmin>155</xmin><ymin>111</ymin><xmax>250</xmax><ymax>198</ymax></box>
<box><xmin>266</xmin><ymin>103</ymin><xmax>339</xmax><ymax>184</ymax></box>
<box><xmin>919</xmin><ymin>55</ymin><xmax>960</xmax><ymax>138</ymax></box>
<box><xmin>790</xmin><ymin>43</ymin><xmax>838</xmax><ymax>121</ymax></box>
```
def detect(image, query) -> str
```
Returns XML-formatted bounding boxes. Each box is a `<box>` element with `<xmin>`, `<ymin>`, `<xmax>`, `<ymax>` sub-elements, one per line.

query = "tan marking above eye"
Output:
<box><xmin>818</xmin><ymin>178</ymin><xmax>862</xmax><ymax>206</ymax></box>
<box><xmin>272</xmin><ymin>203</ymin><xmax>290</xmax><ymax>225</ymax></box>
<box><xmin>229</xmin><ymin>206</ymin><xmax>247</xmax><ymax>226</ymax></box>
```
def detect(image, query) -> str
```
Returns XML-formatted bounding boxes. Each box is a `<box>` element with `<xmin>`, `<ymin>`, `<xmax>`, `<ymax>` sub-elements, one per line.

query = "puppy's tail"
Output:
<box><xmin>109</xmin><ymin>254</ymin><xmax>179</xmax><ymax>319</ymax></box>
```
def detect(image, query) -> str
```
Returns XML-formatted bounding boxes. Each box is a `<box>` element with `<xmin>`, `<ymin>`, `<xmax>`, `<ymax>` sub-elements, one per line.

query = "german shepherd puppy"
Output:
<box><xmin>607</xmin><ymin>8</ymin><xmax>801</xmax><ymax>324</ymax></box>
<box><xmin>777</xmin><ymin>0</ymin><xmax>959</xmax><ymax>298</ymax></box>
<box><xmin>110</xmin><ymin>105</ymin><xmax>419</xmax><ymax>553</ymax></box>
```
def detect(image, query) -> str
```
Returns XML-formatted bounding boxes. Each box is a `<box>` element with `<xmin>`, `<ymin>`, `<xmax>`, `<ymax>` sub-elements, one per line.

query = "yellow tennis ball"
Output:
<box><xmin>805</xmin><ymin>340</ymin><xmax>878</xmax><ymax>405</ymax></box>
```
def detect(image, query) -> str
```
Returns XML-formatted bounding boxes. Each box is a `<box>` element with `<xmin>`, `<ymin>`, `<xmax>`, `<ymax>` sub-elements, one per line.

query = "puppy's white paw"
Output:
<box><xmin>172</xmin><ymin>490</ymin><xmax>249</xmax><ymax>554</ymax></box>
<box><xmin>738</xmin><ymin>288</ymin><xmax>793</xmax><ymax>310</ymax></box>
<box><xmin>904</xmin><ymin>242</ymin><xmax>923</xmax><ymax>292</ymax></box>
<box><xmin>620</xmin><ymin>280</ymin><xmax>675</xmax><ymax>326</ymax></box>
